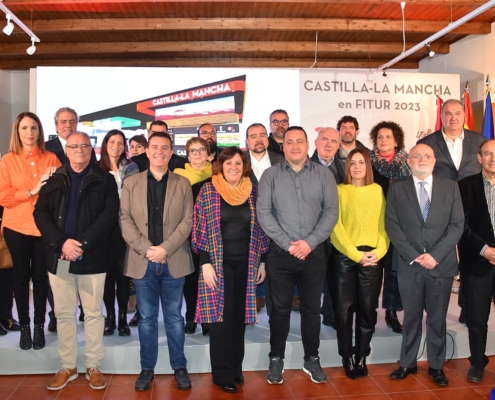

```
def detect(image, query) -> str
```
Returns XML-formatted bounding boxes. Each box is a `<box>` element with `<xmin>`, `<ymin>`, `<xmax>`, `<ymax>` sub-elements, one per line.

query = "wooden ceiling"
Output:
<box><xmin>0</xmin><ymin>0</ymin><xmax>494</xmax><ymax>70</ymax></box>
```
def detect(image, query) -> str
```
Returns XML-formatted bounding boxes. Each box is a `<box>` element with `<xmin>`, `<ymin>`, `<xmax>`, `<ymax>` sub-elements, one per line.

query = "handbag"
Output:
<box><xmin>0</xmin><ymin>231</ymin><xmax>13</xmax><ymax>269</ymax></box>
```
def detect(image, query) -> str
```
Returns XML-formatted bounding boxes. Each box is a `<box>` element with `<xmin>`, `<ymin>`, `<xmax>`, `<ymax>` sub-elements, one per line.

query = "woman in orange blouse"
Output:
<box><xmin>0</xmin><ymin>112</ymin><xmax>61</xmax><ymax>351</ymax></box>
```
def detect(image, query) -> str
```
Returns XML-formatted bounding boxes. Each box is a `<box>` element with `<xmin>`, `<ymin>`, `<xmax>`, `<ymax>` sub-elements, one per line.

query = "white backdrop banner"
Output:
<box><xmin>300</xmin><ymin>70</ymin><xmax>460</xmax><ymax>153</ymax></box>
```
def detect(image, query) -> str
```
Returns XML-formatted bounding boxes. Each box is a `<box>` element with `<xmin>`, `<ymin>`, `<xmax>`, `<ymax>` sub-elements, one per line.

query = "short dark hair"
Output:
<box><xmin>246</xmin><ymin>123</ymin><xmax>267</xmax><ymax>138</ymax></box>
<box><xmin>129</xmin><ymin>135</ymin><xmax>148</xmax><ymax>148</ymax></box>
<box><xmin>269</xmin><ymin>109</ymin><xmax>289</xmax><ymax>122</ymax></box>
<box><xmin>337</xmin><ymin>115</ymin><xmax>359</xmax><ymax>131</ymax></box>
<box><xmin>148</xmin><ymin>131</ymin><xmax>173</xmax><ymax>148</ymax></box>
<box><xmin>478</xmin><ymin>139</ymin><xmax>495</xmax><ymax>155</ymax></box>
<box><xmin>212</xmin><ymin>146</ymin><xmax>251</xmax><ymax>178</ymax></box>
<box><xmin>369</xmin><ymin>121</ymin><xmax>406</xmax><ymax>151</ymax></box>
<box><xmin>198</xmin><ymin>123</ymin><xmax>216</xmax><ymax>133</ymax></box>
<box><xmin>343</xmin><ymin>148</ymin><xmax>374</xmax><ymax>186</ymax></box>
<box><xmin>99</xmin><ymin>129</ymin><xmax>129</xmax><ymax>171</ymax></box>
<box><xmin>149</xmin><ymin>120</ymin><xmax>168</xmax><ymax>131</ymax></box>
<box><xmin>283</xmin><ymin>126</ymin><xmax>308</xmax><ymax>141</ymax></box>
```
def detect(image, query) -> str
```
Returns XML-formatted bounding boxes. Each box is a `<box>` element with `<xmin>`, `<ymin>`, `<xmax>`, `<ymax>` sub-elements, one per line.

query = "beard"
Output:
<box><xmin>207</xmin><ymin>140</ymin><xmax>218</xmax><ymax>154</ymax></box>
<box><xmin>252</xmin><ymin>144</ymin><xmax>267</xmax><ymax>154</ymax></box>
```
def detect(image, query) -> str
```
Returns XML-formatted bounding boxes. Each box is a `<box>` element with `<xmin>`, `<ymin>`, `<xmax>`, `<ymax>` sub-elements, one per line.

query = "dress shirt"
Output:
<box><xmin>59</xmin><ymin>136</ymin><xmax>67</xmax><ymax>154</ymax></box>
<box><xmin>250</xmin><ymin>150</ymin><xmax>272</xmax><ymax>183</ymax></box>
<box><xmin>257</xmin><ymin>158</ymin><xmax>339</xmax><ymax>251</ymax></box>
<box><xmin>412</xmin><ymin>174</ymin><xmax>433</xmax><ymax>205</ymax></box>
<box><xmin>147</xmin><ymin>170</ymin><xmax>168</xmax><ymax>246</ymax></box>
<box><xmin>442</xmin><ymin>129</ymin><xmax>464</xmax><ymax>170</ymax></box>
<box><xmin>480</xmin><ymin>173</ymin><xmax>495</xmax><ymax>256</ymax></box>
<box><xmin>317</xmin><ymin>155</ymin><xmax>334</xmax><ymax>168</ymax></box>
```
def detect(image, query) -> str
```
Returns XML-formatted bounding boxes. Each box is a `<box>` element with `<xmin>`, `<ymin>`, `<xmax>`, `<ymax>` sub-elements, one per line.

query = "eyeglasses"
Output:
<box><xmin>271</xmin><ymin>119</ymin><xmax>289</xmax><ymax>126</ymax></box>
<box><xmin>409</xmin><ymin>154</ymin><xmax>433</xmax><ymax>160</ymax></box>
<box><xmin>200</xmin><ymin>131</ymin><xmax>216</xmax><ymax>137</ymax></box>
<box><xmin>66</xmin><ymin>144</ymin><xmax>92</xmax><ymax>150</ymax></box>
<box><xmin>188</xmin><ymin>148</ymin><xmax>207</xmax><ymax>155</ymax></box>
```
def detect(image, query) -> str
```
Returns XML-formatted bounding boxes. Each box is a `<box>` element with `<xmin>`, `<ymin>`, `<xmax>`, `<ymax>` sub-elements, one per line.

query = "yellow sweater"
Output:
<box><xmin>330</xmin><ymin>183</ymin><xmax>389</xmax><ymax>263</ymax></box>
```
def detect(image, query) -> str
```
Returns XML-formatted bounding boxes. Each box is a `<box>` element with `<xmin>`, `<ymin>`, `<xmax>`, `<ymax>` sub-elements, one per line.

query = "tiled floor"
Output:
<box><xmin>1</xmin><ymin>357</ymin><xmax>494</xmax><ymax>400</ymax></box>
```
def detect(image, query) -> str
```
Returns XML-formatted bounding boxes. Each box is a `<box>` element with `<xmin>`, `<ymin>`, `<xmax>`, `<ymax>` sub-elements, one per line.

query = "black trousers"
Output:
<box><xmin>382</xmin><ymin>246</ymin><xmax>403</xmax><ymax>311</ymax></box>
<box><xmin>0</xmin><ymin>267</ymin><xmax>14</xmax><ymax>320</ymax></box>
<box><xmin>103</xmin><ymin>260</ymin><xmax>130</xmax><ymax>315</ymax></box>
<box><xmin>329</xmin><ymin>247</ymin><xmax>383</xmax><ymax>358</ymax></box>
<box><xmin>183</xmin><ymin>250</ymin><xmax>200</xmax><ymax>322</ymax></box>
<box><xmin>267</xmin><ymin>242</ymin><xmax>326</xmax><ymax>359</ymax></box>
<box><xmin>3</xmin><ymin>227</ymin><xmax>47</xmax><ymax>325</ymax></box>
<box><xmin>462</xmin><ymin>269</ymin><xmax>495</xmax><ymax>368</ymax></box>
<box><xmin>209</xmin><ymin>259</ymin><xmax>248</xmax><ymax>386</ymax></box>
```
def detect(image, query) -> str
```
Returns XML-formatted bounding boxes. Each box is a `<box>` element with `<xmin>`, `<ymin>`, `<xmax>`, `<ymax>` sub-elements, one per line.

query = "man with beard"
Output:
<box><xmin>337</xmin><ymin>116</ymin><xmax>368</xmax><ymax>161</ymax></box>
<box><xmin>268</xmin><ymin>109</ymin><xmax>290</xmax><ymax>155</ymax></box>
<box><xmin>198</xmin><ymin>123</ymin><xmax>221</xmax><ymax>163</ymax></box>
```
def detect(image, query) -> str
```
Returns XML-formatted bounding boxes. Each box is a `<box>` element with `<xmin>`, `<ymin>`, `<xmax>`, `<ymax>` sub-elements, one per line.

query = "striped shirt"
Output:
<box><xmin>480</xmin><ymin>173</ymin><xmax>495</xmax><ymax>255</ymax></box>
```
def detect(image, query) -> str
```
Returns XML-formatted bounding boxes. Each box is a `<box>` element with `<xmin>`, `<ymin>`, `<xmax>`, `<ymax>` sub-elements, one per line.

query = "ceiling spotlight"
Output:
<box><xmin>26</xmin><ymin>37</ymin><xmax>36</xmax><ymax>55</ymax></box>
<box><xmin>3</xmin><ymin>14</ymin><xmax>14</xmax><ymax>36</ymax></box>
<box><xmin>426</xmin><ymin>43</ymin><xmax>435</xmax><ymax>57</ymax></box>
<box><xmin>382</xmin><ymin>69</ymin><xmax>387</xmax><ymax>77</ymax></box>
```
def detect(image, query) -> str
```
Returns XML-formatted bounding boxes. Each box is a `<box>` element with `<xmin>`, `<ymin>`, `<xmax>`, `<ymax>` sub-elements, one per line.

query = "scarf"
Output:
<box><xmin>370</xmin><ymin>147</ymin><xmax>412</xmax><ymax>182</ymax></box>
<box><xmin>174</xmin><ymin>162</ymin><xmax>212</xmax><ymax>185</ymax></box>
<box><xmin>212</xmin><ymin>173</ymin><xmax>252</xmax><ymax>205</ymax></box>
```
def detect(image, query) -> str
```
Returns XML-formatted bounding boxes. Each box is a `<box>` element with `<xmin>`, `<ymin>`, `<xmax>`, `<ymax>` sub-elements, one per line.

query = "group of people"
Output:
<box><xmin>0</xmin><ymin>99</ymin><xmax>494</xmax><ymax>394</ymax></box>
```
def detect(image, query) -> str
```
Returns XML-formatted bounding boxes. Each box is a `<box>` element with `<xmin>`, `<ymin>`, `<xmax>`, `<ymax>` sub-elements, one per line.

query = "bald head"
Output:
<box><xmin>407</xmin><ymin>144</ymin><xmax>436</xmax><ymax>179</ymax></box>
<box><xmin>315</xmin><ymin>127</ymin><xmax>341</xmax><ymax>164</ymax></box>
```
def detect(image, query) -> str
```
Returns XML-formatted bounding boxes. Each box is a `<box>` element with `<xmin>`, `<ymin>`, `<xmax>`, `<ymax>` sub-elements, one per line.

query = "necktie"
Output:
<box><xmin>419</xmin><ymin>181</ymin><xmax>430</xmax><ymax>222</ymax></box>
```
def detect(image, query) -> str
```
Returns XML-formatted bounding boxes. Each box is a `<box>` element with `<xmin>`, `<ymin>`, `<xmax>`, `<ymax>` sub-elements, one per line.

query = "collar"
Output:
<box><xmin>249</xmin><ymin>150</ymin><xmax>269</xmax><ymax>163</ymax></box>
<box><xmin>482</xmin><ymin>172</ymin><xmax>495</xmax><ymax>188</ymax></box>
<box><xmin>282</xmin><ymin>157</ymin><xmax>312</xmax><ymax>172</ymax></box>
<box><xmin>317</xmin><ymin>154</ymin><xmax>334</xmax><ymax>167</ymax></box>
<box><xmin>441</xmin><ymin>129</ymin><xmax>465</xmax><ymax>143</ymax></box>
<box><xmin>412</xmin><ymin>174</ymin><xmax>433</xmax><ymax>187</ymax></box>
<box><xmin>147</xmin><ymin>168</ymin><xmax>168</xmax><ymax>182</ymax></box>
<box><xmin>20</xmin><ymin>146</ymin><xmax>39</xmax><ymax>159</ymax></box>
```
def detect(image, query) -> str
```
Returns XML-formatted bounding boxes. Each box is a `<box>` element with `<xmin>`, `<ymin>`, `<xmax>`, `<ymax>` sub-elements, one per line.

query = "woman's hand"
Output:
<box><xmin>202</xmin><ymin>263</ymin><xmax>218</xmax><ymax>290</ymax></box>
<box><xmin>256</xmin><ymin>262</ymin><xmax>266</xmax><ymax>284</ymax></box>
<box><xmin>360</xmin><ymin>251</ymin><xmax>379</xmax><ymax>266</ymax></box>
<box><xmin>31</xmin><ymin>166</ymin><xmax>57</xmax><ymax>196</ymax></box>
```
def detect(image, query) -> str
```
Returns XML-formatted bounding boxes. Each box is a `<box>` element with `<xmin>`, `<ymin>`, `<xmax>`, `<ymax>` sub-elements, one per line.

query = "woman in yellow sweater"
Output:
<box><xmin>329</xmin><ymin>148</ymin><xmax>389</xmax><ymax>380</ymax></box>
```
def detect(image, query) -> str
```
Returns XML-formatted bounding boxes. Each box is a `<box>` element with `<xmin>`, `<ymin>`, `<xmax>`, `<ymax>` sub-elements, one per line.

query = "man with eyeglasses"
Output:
<box><xmin>386</xmin><ymin>144</ymin><xmax>463</xmax><ymax>387</ymax></box>
<box><xmin>34</xmin><ymin>132</ymin><xmax>119</xmax><ymax>391</ymax></box>
<box><xmin>268</xmin><ymin>109</ymin><xmax>290</xmax><ymax>155</ymax></box>
<box><xmin>198</xmin><ymin>123</ymin><xmax>221</xmax><ymax>162</ymax></box>
<box><xmin>131</xmin><ymin>120</ymin><xmax>187</xmax><ymax>173</ymax></box>
<box><xmin>336</xmin><ymin>115</ymin><xmax>368</xmax><ymax>161</ymax></box>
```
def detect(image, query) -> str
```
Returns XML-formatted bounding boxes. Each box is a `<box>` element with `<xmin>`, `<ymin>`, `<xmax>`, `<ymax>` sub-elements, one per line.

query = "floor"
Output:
<box><xmin>1</xmin><ymin>357</ymin><xmax>494</xmax><ymax>400</ymax></box>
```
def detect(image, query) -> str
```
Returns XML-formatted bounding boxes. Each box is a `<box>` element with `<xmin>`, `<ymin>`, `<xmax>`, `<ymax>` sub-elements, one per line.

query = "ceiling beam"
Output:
<box><xmin>0</xmin><ymin>41</ymin><xmax>450</xmax><ymax>55</ymax></box>
<box><xmin>0</xmin><ymin>58</ymin><xmax>419</xmax><ymax>70</ymax></box>
<box><xmin>30</xmin><ymin>18</ymin><xmax>490</xmax><ymax>35</ymax></box>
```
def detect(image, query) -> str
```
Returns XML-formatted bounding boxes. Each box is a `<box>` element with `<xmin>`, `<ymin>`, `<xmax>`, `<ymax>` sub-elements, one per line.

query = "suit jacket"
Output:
<box><xmin>458</xmin><ymin>172</ymin><xmax>495</xmax><ymax>276</ymax></box>
<box><xmin>131</xmin><ymin>152</ymin><xmax>187</xmax><ymax>173</ymax></box>
<box><xmin>45</xmin><ymin>137</ymin><xmax>97</xmax><ymax>165</ymax></box>
<box><xmin>310</xmin><ymin>150</ymin><xmax>345</xmax><ymax>184</ymax></box>
<box><xmin>120</xmin><ymin>170</ymin><xmax>194</xmax><ymax>279</ymax></box>
<box><xmin>417</xmin><ymin>129</ymin><xmax>485</xmax><ymax>182</ymax></box>
<box><xmin>385</xmin><ymin>175</ymin><xmax>464</xmax><ymax>277</ymax></box>
<box><xmin>245</xmin><ymin>150</ymin><xmax>284</xmax><ymax>185</ymax></box>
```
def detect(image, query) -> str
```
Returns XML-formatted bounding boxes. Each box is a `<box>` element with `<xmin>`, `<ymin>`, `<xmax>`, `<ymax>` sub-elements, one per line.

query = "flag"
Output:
<box><xmin>482</xmin><ymin>91</ymin><xmax>494</xmax><ymax>140</ymax></box>
<box><xmin>463</xmin><ymin>82</ymin><xmax>474</xmax><ymax>130</ymax></box>
<box><xmin>435</xmin><ymin>95</ymin><xmax>443</xmax><ymax>131</ymax></box>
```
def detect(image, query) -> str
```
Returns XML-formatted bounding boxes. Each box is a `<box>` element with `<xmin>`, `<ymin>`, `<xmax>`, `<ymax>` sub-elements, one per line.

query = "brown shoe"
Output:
<box><xmin>292</xmin><ymin>296</ymin><xmax>300</xmax><ymax>312</ymax></box>
<box><xmin>256</xmin><ymin>297</ymin><xmax>265</xmax><ymax>313</ymax></box>
<box><xmin>86</xmin><ymin>366</ymin><xmax>106</xmax><ymax>390</ymax></box>
<box><xmin>47</xmin><ymin>368</ymin><xmax>78</xmax><ymax>390</ymax></box>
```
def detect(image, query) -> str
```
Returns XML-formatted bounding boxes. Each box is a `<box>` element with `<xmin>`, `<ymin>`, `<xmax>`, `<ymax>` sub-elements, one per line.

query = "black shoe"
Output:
<box><xmin>135</xmin><ymin>369</ymin><xmax>154</xmax><ymax>391</ymax></box>
<box><xmin>202</xmin><ymin>323</ymin><xmax>210</xmax><ymax>336</ymax></box>
<box><xmin>33</xmin><ymin>324</ymin><xmax>45</xmax><ymax>350</ymax></box>
<box><xmin>104</xmin><ymin>312</ymin><xmax>116</xmax><ymax>336</ymax></box>
<box><xmin>174</xmin><ymin>367</ymin><xmax>192</xmax><ymax>390</ymax></box>
<box><xmin>79</xmin><ymin>307</ymin><xmax>85</xmax><ymax>322</ymax></box>
<box><xmin>322</xmin><ymin>319</ymin><xmax>336</xmax><ymax>329</ymax></box>
<box><xmin>428</xmin><ymin>368</ymin><xmax>448</xmax><ymax>386</ymax></box>
<box><xmin>390</xmin><ymin>366</ymin><xmax>417</xmax><ymax>380</ymax></box>
<box><xmin>1</xmin><ymin>318</ymin><xmax>21</xmax><ymax>331</ymax></box>
<box><xmin>342</xmin><ymin>356</ymin><xmax>358</xmax><ymax>380</ymax></box>
<box><xmin>129</xmin><ymin>311</ymin><xmax>140</xmax><ymax>327</ymax></box>
<box><xmin>47</xmin><ymin>317</ymin><xmax>57</xmax><ymax>333</ymax></box>
<box><xmin>355</xmin><ymin>355</ymin><xmax>368</xmax><ymax>377</ymax></box>
<box><xmin>19</xmin><ymin>324</ymin><xmax>32</xmax><ymax>350</ymax></box>
<box><xmin>0</xmin><ymin>323</ymin><xmax>7</xmax><ymax>336</ymax></box>
<box><xmin>234</xmin><ymin>375</ymin><xmax>244</xmax><ymax>385</ymax></box>
<box><xmin>385</xmin><ymin>310</ymin><xmax>403</xmax><ymax>334</ymax></box>
<box><xmin>117</xmin><ymin>310</ymin><xmax>130</xmax><ymax>336</ymax></box>
<box><xmin>185</xmin><ymin>321</ymin><xmax>197</xmax><ymax>334</ymax></box>
<box><xmin>459</xmin><ymin>310</ymin><xmax>467</xmax><ymax>325</ymax></box>
<box><xmin>215</xmin><ymin>382</ymin><xmax>238</xmax><ymax>393</ymax></box>
<box><xmin>467</xmin><ymin>365</ymin><xmax>484</xmax><ymax>383</ymax></box>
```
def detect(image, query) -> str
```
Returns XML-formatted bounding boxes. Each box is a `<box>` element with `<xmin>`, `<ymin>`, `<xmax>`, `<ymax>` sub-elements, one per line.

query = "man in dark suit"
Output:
<box><xmin>458</xmin><ymin>139</ymin><xmax>495</xmax><ymax>383</ymax></box>
<box><xmin>45</xmin><ymin>107</ymin><xmax>78</xmax><ymax>164</ymax></box>
<box><xmin>386</xmin><ymin>144</ymin><xmax>464</xmax><ymax>386</ymax></box>
<box><xmin>244</xmin><ymin>122</ymin><xmax>283</xmax><ymax>314</ymax></box>
<box><xmin>131</xmin><ymin>121</ymin><xmax>186</xmax><ymax>173</ymax></box>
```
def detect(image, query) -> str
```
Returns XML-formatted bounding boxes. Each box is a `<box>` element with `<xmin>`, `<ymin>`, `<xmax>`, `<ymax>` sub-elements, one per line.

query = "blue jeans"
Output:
<box><xmin>134</xmin><ymin>262</ymin><xmax>187</xmax><ymax>370</ymax></box>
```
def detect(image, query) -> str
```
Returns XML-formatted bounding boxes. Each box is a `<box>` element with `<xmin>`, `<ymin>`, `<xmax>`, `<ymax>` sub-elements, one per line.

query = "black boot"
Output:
<box><xmin>342</xmin><ymin>356</ymin><xmax>358</xmax><ymax>380</ymax></box>
<box><xmin>385</xmin><ymin>310</ymin><xmax>403</xmax><ymax>334</ymax></box>
<box><xmin>354</xmin><ymin>355</ymin><xmax>368</xmax><ymax>377</ymax></box>
<box><xmin>185</xmin><ymin>321</ymin><xmax>197</xmax><ymax>334</ymax></box>
<box><xmin>19</xmin><ymin>324</ymin><xmax>32</xmax><ymax>350</ymax></box>
<box><xmin>202</xmin><ymin>323</ymin><xmax>210</xmax><ymax>336</ymax></box>
<box><xmin>118</xmin><ymin>310</ymin><xmax>130</xmax><ymax>336</ymax></box>
<box><xmin>104</xmin><ymin>311</ymin><xmax>116</xmax><ymax>336</ymax></box>
<box><xmin>33</xmin><ymin>324</ymin><xmax>46</xmax><ymax>350</ymax></box>
<box><xmin>129</xmin><ymin>311</ymin><xmax>140</xmax><ymax>327</ymax></box>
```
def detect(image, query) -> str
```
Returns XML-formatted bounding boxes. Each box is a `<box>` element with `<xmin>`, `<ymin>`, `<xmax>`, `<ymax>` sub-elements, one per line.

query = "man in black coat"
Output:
<box><xmin>267</xmin><ymin>109</ymin><xmax>289</xmax><ymax>155</ymax></box>
<box><xmin>458</xmin><ymin>139</ymin><xmax>495</xmax><ymax>383</ymax></box>
<box><xmin>34</xmin><ymin>132</ymin><xmax>119</xmax><ymax>392</ymax></box>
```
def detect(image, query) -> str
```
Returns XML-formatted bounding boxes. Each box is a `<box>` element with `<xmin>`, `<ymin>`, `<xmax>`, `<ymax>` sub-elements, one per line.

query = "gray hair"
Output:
<box><xmin>54</xmin><ymin>107</ymin><xmax>79</xmax><ymax>124</ymax></box>
<box><xmin>66</xmin><ymin>131</ymin><xmax>90</xmax><ymax>142</ymax></box>
<box><xmin>442</xmin><ymin>99</ymin><xmax>463</xmax><ymax>111</ymax></box>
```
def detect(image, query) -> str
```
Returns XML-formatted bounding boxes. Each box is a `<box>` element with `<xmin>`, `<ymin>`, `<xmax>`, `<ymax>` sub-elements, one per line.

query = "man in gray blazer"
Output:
<box><xmin>386</xmin><ymin>144</ymin><xmax>464</xmax><ymax>386</ymax></box>
<box><xmin>120</xmin><ymin>131</ymin><xmax>194</xmax><ymax>392</ymax></box>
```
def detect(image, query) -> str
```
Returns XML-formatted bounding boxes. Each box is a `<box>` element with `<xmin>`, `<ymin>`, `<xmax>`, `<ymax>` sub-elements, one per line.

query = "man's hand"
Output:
<box><xmin>146</xmin><ymin>246</ymin><xmax>167</xmax><ymax>264</ymax></box>
<box><xmin>61</xmin><ymin>239</ymin><xmax>83</xmax><ymax>261</ymax></box>
<box><xmin>256</xmin><ymin>262</ymin><xmax>266</xmax><ymax>284</ymax></box>
<box><xmin>482</xmin><ymin>246</ymin><xmax>495</xmax><ymax>265</ymax></box>
<box><xmin>415</xmin><ymin>253</ymin><xmax>438</xmax><ymax>269</ymax></box>
<box><xmin>360</xmin><ymin>251</ymin><xmax>379</xmax><ymax>266</ymax></box>
<box><xmin>201</xmin><ymin>263</ymin><xmax>218</xmax><ymax>290</ymax></box>
<box><xmin>288</xmin><ymin>240</ymin><xmax>312</xmax><ymax>260</ymax></box>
